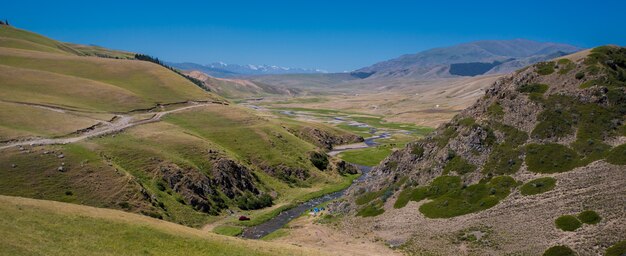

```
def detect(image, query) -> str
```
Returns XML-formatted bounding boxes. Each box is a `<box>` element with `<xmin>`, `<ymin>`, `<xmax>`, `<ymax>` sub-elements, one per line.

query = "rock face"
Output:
<box><xmin>159</xmin><ymin>157</ymin><xmax>260</xmax><ymax>215</ymax></box>
<box><xmin>336</xmin><ymin>47</ymin><xmax>626</xmax><ymax>255</ymax></box>
<box><xmin>286</xmin><ymin>126</ymin><xmax>363</xmax><ymax>151</ymax></box>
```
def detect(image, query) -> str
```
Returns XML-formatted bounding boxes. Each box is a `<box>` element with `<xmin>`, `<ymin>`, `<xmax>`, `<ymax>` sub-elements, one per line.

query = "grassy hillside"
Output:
<box><xmin>0</xmin><ymin>25</ymin><xmax>365</xmax><ymax>234</ymax></box>
<box><xmin>0</xmin><ymin>195</ymin><xmax>325</xmax><ymax>256</ymax></box>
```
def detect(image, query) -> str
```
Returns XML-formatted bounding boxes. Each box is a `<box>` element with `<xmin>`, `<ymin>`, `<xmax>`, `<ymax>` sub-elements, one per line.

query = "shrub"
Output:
<box><xmin>118</xmin><ymin>202</ymin><xmax>131</xmax><ymax>209</ymax></box>
<box><xmin>418</xmin><ymin>176</ymin><xmax>516</xmax><ymax>218</ymax></box>
<box><xmin>606</xmin><ymin>240</ymin><xmax>626</xmax><ymax>256</ymax></box>
<box><xmin>64</xmin><ymin>190</ymin><xmax>73</xmax><ymax>196</ymax></box>
<box><xmin>156</xmin><ymin>180</ymin><xmax>167</xmax><ymax>191</ymax></box>
<box><xmin>309</xmin><ymin>151</ymin><xmax>329</xmax><ymax>170</ymax></box>
<box><xmin>525</xmin><ymin>144</ymin><xmax>580</xmax><ymax>173</ymax></box>
<box><xmin>443</xmin><ymin>155</ymin><xmax>477</xmax><ymax>175</ymax></box>
<box><xmin>543</xmin><ymin>245</ymin><xmax>576</xmax><ymax>256</ymax></box>
<box><xmin>577</xmin><ymin>210</ymin><xmax>601</xmax><ymax>224</ymax></box>
<box><xmin>483</xmin><ymin>145</ymin><xmax>522</xmax><ymax>175</ymax></box>
<box><xmin>236</xmin><ymin>192</ymin><xmax>273</xmax><ymax>210</ymax></box>
<box><xmin>520</xmin><ymin>177</ymin><xmax>556</xmax><ymax>195</ymax></box>
<box><xmin>535</xmin><ymin>62</ymin><xmax>556</xmax><ymax>75</ymax></box>
<box><xmin>555</xmin><ymin>215</ymin><xmax>582</xmax><ymax>231</ymax></box>
<box><xmin>575</xmin><ymin>72</ymin><xmax>585</xmax><ymax>80</ymax></box>
<box><xmin>518</xmin><ymin>83</ymin><xmax>549</xmax><ymax>94</ymax></box>
<box><xmin>411</xmin><ymin>144</ymin><xmax>424</xmax><ymax>157</ymax></box>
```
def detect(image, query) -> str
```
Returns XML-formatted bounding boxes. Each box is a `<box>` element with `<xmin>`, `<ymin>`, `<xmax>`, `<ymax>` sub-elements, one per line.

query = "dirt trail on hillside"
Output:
<box><xmin>0</xmin><ymin>102</ymin><xmax>218</xmax><ymax>150</ymax></box>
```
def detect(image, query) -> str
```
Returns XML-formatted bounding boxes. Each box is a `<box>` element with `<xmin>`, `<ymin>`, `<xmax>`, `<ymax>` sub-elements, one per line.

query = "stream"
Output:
<box><xmin>240</xmin><ymin>132</ymin><xmax>388</xmax><ymax>239</ymax></box>
<box><xmin>240</xmin><ymin>165</ymin><xmax>372</xmax><ymax>239</ymax></box>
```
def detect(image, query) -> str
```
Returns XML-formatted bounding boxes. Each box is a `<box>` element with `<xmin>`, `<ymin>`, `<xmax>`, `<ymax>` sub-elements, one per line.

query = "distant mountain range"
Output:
<box><xmin>168</xmin><ymin>62</ymin><xmax>327</xmax><ymax>78</ymax></box>
<box><xmin>355</xmin><ymin>39</ymin><xmax>583</xmax><ymax>79</ymax></box>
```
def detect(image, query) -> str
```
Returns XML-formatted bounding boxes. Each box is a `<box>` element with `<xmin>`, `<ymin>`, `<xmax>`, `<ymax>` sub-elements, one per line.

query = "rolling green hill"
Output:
<box><xmin>0</xmin><ymin>25</ymin><xmax>362</xmax><ymax>236</ymax></box>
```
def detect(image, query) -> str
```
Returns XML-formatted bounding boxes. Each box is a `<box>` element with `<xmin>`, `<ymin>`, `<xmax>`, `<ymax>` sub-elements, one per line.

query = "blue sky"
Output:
<box><xmin>4</xmin><ymin>0</ymin><xmax>626</xmax><ymax>71</ymax></box>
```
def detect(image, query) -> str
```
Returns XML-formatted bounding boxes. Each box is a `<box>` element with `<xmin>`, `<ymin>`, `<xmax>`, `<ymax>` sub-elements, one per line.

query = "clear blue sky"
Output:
<box><xmin>4</xmin><ymin>0</ymin><xmax>626</xmax><ymax>71</ymax></box>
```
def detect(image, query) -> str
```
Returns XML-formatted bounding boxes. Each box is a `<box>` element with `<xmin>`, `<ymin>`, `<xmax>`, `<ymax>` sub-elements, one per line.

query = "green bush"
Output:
<box><xmin>543</xmin><ymin>245</ymin><xmax>576</xmax><ymax>256</ymax></box>
<box><xmin>518</xmin><ymin>83</ymin><xmax>549</xmax><ymax>94</ymax></box>
<box><xmin>525</xmin><ymin>144</ymin><xmax>580</xmax><ymax>173</ymax></box>
<box><xmin>411</xmin><ymin>144</ymin><xmax>424</xmax><ymax>157</ymax></box>
<box><xmin>535</xmin><ymin>62</ymin><xmax>556</xmax><ymax>75</ymax></box>
<box><xmin>606</xmin><ymin>240</ymin><xmax>626</xmax><ymax>256</ymax></box>
<box><xmin>443</xmin><ymin>155</ymin><xmax>477</xmax><ymax>175</ymax></box>
<box><xmin>520</xmin><ymin>177</ymin><xmax>556</xmax><ymax>195</ymax></box>
<box><xmin>577</xmin><ymin>210</ymin><xmax>601</xmax><ymax>224</ymax></box>
<box><xmin>555</xmin><ymin>215</ymin><xmax>582</xmax><ymax>231</ymax></box>
<box><xmin>418</xmin><ymin>176</ymin><xmax>516</xmax><ymax>218</ymax></box>
<box><xmin>309</xmin><ymin>151</ymin><xmax>329</xmax><ymax>170</ymax></box>
<box><xmin>493</xmin><ymin>123</ymin><xmax>528</xmax><ymax>146</ymax></box>
<box><xmin>575</xmin><ymin>72</ymin><xmax>585</xmax><ymax>80</ymax></box>
<box><xmin>236</xmin><ymin>192</ymin><xmax>273</xmax><ymax>210</ymax></box>
<box><xmin>483</xmin><ymin>146</ymin><xmax>522</xmax><ymax>175</ymax></box>
<box><xmin>606</xmin><ymin>144</ymin><xmax>626</xmax><ymax>165</ymax></box>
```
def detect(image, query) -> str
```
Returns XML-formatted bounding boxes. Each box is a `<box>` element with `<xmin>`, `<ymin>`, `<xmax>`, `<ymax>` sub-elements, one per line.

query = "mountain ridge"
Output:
<box><xmin>356</xmin><ymin>39</ymin><xmax>583</xmax><ymax>79</ymax></box>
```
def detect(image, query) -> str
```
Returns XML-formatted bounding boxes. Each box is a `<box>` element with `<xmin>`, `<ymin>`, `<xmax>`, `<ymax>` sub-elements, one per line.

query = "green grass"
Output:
<box><xmin>487</xmin><ymin>102</ymin><xmax>505</xmax><ymax>118</ymax></box>
<box><xmin>555</xmin><ymin>215</ymin><xmax>582</xmax><ymax>231</ymax></box>
<box><xmin>164</xmin><ymin>106</ymin><xmax>317</xmax><ymax>177</ymax></box>
<box><xmin>606</xmin><ymin>240</ymin><xmax>626</xmax><ymax>256</ymax></box>
<box><xmin>356</xmin><ymin>202</ymin><xmax>385</xmax><ymax>217</ymax></box>
<box><xmin>212</xmin><ymin>225</ymin><xmax>244</xmax><ymax>236</ymax></box>
<box><xmin>543</xmin><ymin>245</ymin><xmax>576</xmax><ymax>256</ymax></box>
<box><xmin>0</xmin><ymin>25</ymin><xmax>81</xmax><ymax>55</ymax></box>
<box><xmin>577</xmin><ymin>210</ymin><xmax>601</xmax><ymax>224</ymax></box>
<box><xmin>260</xmin><ymin>229</ymin><xmax>290</xmax><ymax>241</ymax></box>
<box><xmin>482</xmin><ymin>145</ymin><xmax>523</xmax><ymax>175</ymax></box>
<box><xmin>535</xmin><ymin>61</ymin><xmax>556</xmax><ymax>75</ymax></box>
<box><xmin>0</xmin><ymin>196</ymin><xmax>314</xmax><ymax>256</ymax></box>
<box><xmin>520</xmin><ymin>177</ymin><xmax>557</xmax><ymax>196</ymax></box>
<box><xmin>525</xmin><ymin>144</ymin><xmax>580</xmax><ymax>173</ymax></box>
<box><xmin>337</xmin><ymin>145</ymin><xmax>393</xmax><ymax>167</ymax></box>
<box><xmin>606</xmin><ymin>144</ymin><xmax>626</xmax><ymax>165</ymax></box>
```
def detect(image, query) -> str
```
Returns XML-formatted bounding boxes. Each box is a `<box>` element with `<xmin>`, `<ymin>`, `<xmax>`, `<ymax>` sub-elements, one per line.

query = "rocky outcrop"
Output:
<box><xmin>159</xmin><ymin>157</ymin><xmax>260</xmax><ymax>215</ymax></box>
<box><xmin>286</xmin><ymin>126</ymin><xmax>363</xmax><ymax>151</ymax></box>
<box><xmin>210</xmin><ymin>158</ymin><xmax>259</xmax><ymax>198</ymax></box>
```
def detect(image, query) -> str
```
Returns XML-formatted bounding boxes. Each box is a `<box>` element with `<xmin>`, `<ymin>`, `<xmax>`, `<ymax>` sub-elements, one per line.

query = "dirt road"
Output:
<box><xmin>0</xmin><ymin>102</ymin><xmax>218</xmax><ymax>150</ymax></box>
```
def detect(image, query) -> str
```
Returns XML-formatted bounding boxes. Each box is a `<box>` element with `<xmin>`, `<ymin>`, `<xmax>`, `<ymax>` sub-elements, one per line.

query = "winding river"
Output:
<box><xmin>240</xmin><ymin>135</ymin><xmax>385</xmax><ymax>239</ymax></box>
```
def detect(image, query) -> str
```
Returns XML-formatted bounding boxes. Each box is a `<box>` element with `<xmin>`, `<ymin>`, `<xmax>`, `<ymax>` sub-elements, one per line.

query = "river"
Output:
<box><xmin>240</xmin><ymin>165</ymin><xmax>372</xmax><ymax>239</ymax></box>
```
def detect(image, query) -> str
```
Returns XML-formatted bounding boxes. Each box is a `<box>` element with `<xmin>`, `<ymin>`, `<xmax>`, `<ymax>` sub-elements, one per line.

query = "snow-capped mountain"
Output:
<box><xmin>168</xmin><ymin>61</ymin><xmax>327</xmax><ymax>78</ymax></box>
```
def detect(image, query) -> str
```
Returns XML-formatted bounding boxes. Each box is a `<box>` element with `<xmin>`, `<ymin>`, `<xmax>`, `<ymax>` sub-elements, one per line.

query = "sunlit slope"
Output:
<box><xmin>0</xmin><ymin>48</ymin><xmax>215</xmax><ymax>112</ymax></box>
<box><xmin>0</xmin><ymin>25</ymin><xmax>220</xmax><ymax>140</ymax></box>
<box><xmin>0</xmin><ymin>195</ymin><xmax>326</xmax><ymax>256</ymax></box>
